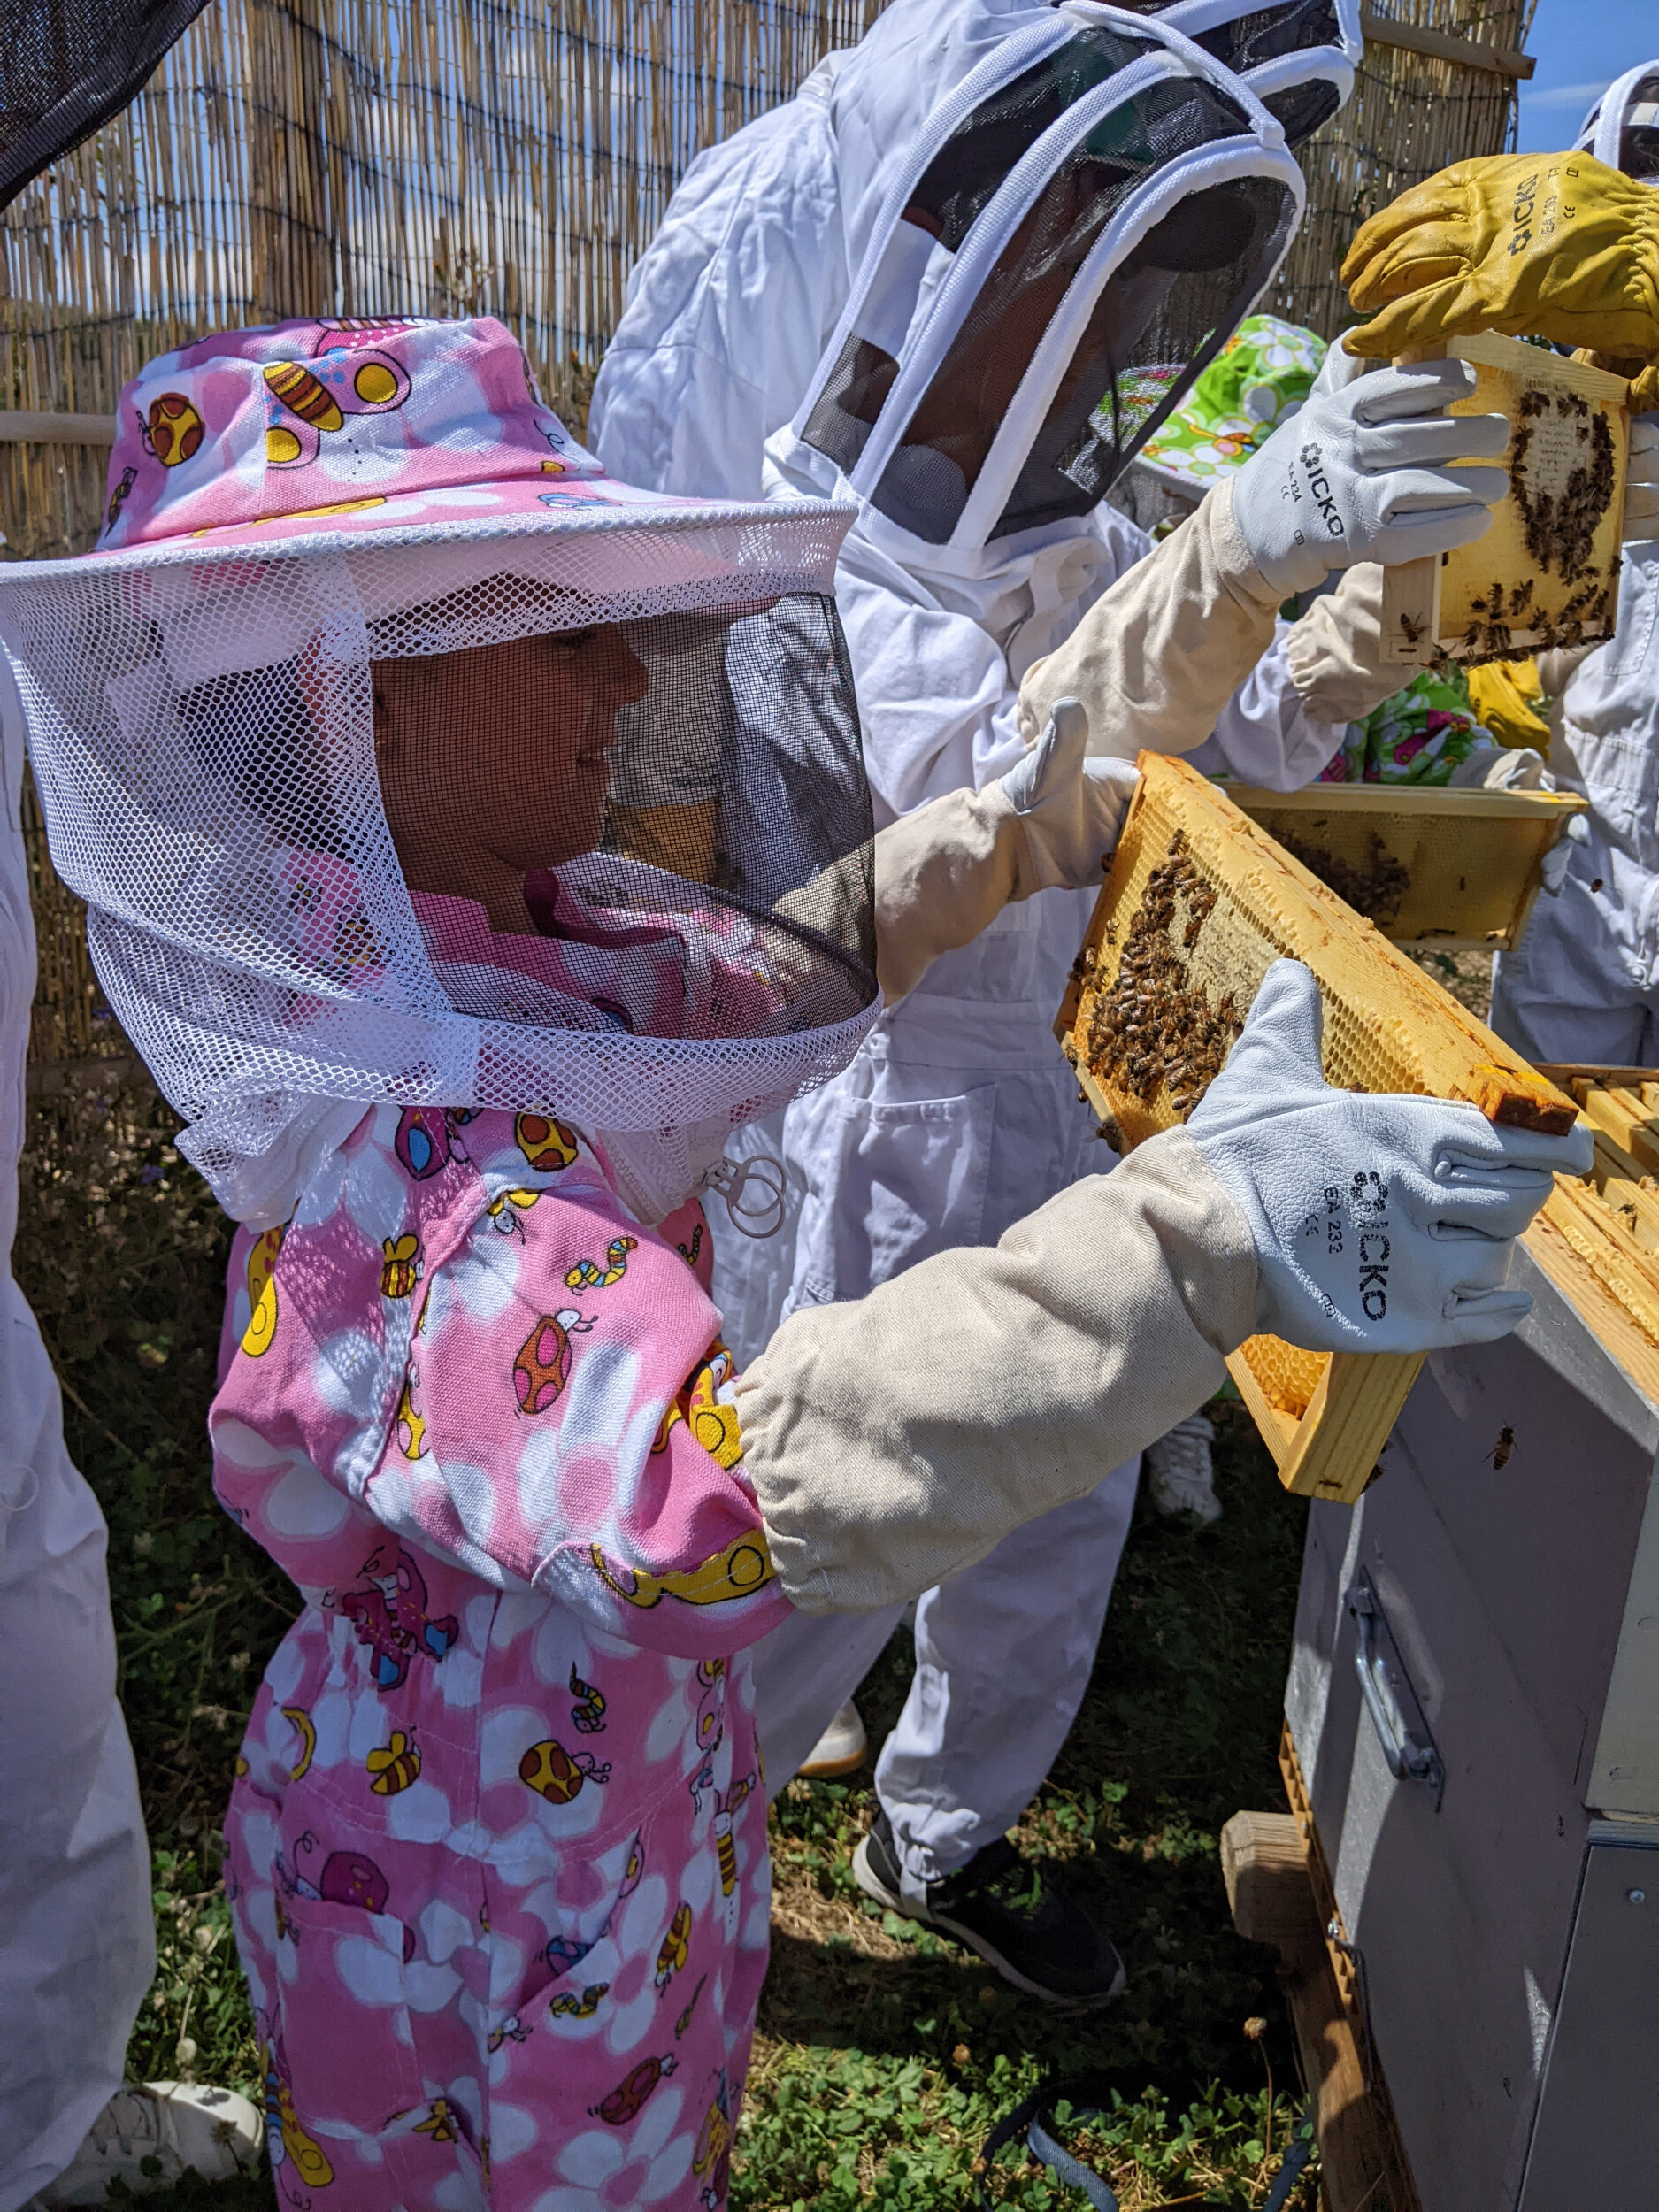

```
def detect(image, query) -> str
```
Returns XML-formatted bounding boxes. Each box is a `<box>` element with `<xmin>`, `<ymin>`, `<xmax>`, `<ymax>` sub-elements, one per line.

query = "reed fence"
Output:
<box><xmin>3</xmin><ymin>0</ymin><xmax>1533</xmax><ymax>1113</ymax></box>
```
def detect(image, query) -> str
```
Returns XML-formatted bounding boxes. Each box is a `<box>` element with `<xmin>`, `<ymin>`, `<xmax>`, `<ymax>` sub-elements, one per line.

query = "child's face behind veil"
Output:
<box><xmin>373</xmin><ymin>624</ymin><xmax>649</xmax><ymax>934</ymax></box>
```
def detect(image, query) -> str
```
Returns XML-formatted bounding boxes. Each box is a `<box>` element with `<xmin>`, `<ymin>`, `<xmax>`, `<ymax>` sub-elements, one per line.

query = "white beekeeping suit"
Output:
<box><xmin>1488</xmin><ymin>62</ymin><xmax>1659</xmax><ymax>1064</ymax></box>
<box><xmin>588</xmin><ymin>0</ymin><xmax>1380</xmax><ymax>1363</ymax></box>
<box><xmin>0</xmin><ymin>667</ymin><xmax>153</xmax><ymax>2207</ymax></box>
<box><xmin>597</xmin><ymin>0</ymin><xmax>1348</xmax><ymax>2001</ymax></box>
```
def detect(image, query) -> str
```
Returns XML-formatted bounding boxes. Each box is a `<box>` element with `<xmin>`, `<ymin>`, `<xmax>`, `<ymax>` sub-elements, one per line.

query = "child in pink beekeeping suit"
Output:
<box><xmin>5</xmin><ymin>314</ymin><xmax>1583</xmax><ymax>2210</ymax></box>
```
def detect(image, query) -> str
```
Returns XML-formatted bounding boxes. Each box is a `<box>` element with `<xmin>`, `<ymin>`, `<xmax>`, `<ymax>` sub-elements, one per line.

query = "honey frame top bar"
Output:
<box><xmin>1057</xmin><ymin>753</ymin><xmax>1578</xmax><ymax>1140</ymax></box>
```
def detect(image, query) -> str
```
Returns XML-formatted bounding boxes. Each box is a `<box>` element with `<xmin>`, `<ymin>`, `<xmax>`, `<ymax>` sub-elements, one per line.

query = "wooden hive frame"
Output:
<box><xmin>1225</xmin><ymin>780</ymin><xmax>1586</xmax><ymax>953</ymax></box>
<box><xmin>1382</xmin><ymin>333</ymin><xmax>1629</xmax><ymax>667</ymax></box>
<box><xmin>1519</xmin><ymin>1069</ymin><xmax>1659</xmax><ymax>1395</ymax></box>
<box><xmin>1056</xmin><ymin>754</ymin><xmax>1579</xmax><ymax>1505</ymax></box>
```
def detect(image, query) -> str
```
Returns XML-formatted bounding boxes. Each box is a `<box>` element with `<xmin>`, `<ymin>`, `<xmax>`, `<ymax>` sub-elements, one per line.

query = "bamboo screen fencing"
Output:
<box><xmin>3</xmin><ymin>0</ymin><xmax>1532</xmax><ymax>1102</ymax></box>
<box><xmin>1269</xmin><ymin>0</ymin><xmax>1538</xmax><ymax>341</ymax></box>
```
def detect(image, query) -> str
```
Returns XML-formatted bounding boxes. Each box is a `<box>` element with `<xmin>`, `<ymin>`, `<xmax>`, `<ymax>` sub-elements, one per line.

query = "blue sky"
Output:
<box><xmin>1516</xmin><ymin>0</ymin><xmax>1654</xmax><ymax>153</ymax></box>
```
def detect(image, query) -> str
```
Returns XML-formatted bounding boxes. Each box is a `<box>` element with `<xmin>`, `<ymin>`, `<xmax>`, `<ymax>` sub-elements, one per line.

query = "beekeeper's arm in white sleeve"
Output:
<box><xmin>738</xmin><ymin>963</ymin><xmax>1592</xmax><ymax>1613</ymax></box>
<box><xmin>1018</xmin><ymin>361</ymin><xmax>1511</xmax><ymax>761</ymax></box>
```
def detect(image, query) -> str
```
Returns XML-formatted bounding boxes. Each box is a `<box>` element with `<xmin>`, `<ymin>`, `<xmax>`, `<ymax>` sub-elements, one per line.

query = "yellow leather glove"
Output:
<box><xmin>1340</xmin><ymin>154</ymin><xmax>1659</xmax><ymax>390</ymax></box>
<box><xmin>1464</xmin><ymin>658</ymin><xmax>1550</xmax><ymax>752</ymax></box>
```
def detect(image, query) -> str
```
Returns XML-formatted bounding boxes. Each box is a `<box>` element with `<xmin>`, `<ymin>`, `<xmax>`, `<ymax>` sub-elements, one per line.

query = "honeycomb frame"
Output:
<box><xmin>1056</xmin><ymin>753</ymin><xmax>1578</xmax><ymax>1504</ymax></box>
<box><xmin>1382</xmin><ymin>334</ymin><xmax>1629</xmax><ymax>668</ymax></box>
<box><xmin>1226</xmin><ymin>781</ymin><xmax>1587</xmax><ymax>953</ymax></box>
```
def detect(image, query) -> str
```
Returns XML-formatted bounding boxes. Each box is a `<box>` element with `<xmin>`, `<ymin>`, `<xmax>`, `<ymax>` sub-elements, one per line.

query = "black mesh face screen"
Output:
<box><xmin>0</xmin><ymin>0</ymin><xmax>213</xmax><ymax>210</ymax></box>
<box><xmin>1619</xmin><ymin>73</ymin><xmax>1659</xmax><ymax>181</ymax></box>
<box><xmin>904</xmin><ymin>26</ymin><xmax>1163</xmax><ymax>250</ymax></box>
<box><xmin>863</xmin><ymin>72</ymin><xmax>1284</xmax><ymax>546</ymax></box>
<box><xmin>1191</xmin><ymin>1</ymin><xmax>1342</xmax><ymax>75</ymax></box>
<box><xmin>800</xmin><ymin>26</ymin><xmax>1167</xmax><ymax>483</ymax></box>
<box><xmin>994</xmin><ymin>173</ymin><xmax>1294</xmax><ymax>539</ymax></box>
<box><xmin>366</xmin><ymin>595</ymin><xmax>876</xmax><ymax>1046</ymax></box>
<box><xmin>1259</xmin><ymin>73</ymin><xmax>1342</xmax><ymax>150</ymax></box>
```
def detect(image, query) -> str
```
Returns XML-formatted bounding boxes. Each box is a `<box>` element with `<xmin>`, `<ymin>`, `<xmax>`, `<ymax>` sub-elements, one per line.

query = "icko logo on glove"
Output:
<box><xmin>1507</xmin><ymin>161</ymin><xmax>1580</xmax><ymax>260</ymax></box>
<box><xmin>1302</xmin><ymin>1174</ymin><xmax>1394</xmax><ymax>1323</ymax></box>
<box><xmin>1275</xmin><ymin>437</ymin><xmax>1348</xmax><ymax>552</ymax></box>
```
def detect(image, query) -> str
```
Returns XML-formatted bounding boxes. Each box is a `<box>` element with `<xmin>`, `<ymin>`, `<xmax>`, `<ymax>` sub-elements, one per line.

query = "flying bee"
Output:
<box><xmin>1485</xmin><ymin>1425</ymin><xmax>1516</xmax><ymax>1471</ymax></box>
<box><xmin>712</xmin><ymin>1772</ymin><xmax>756</xmax><ymax>1899</ymax></box>
<box><xmin>487</xmin><ymin>1187</ymin><xmax>539</xmax><ymax>1240</ymax></box>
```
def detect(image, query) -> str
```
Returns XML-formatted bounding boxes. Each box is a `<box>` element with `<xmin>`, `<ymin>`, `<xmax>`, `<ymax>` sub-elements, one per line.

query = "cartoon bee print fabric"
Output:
<box><xmin>214</xmin><ymin>1103</ymin><xmax>780</xmax><ymax>2208</ymax></box>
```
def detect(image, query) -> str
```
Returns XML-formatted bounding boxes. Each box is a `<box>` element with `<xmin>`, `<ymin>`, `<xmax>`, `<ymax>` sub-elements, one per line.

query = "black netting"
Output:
<box><xmin>904</xmin><ymin>27</ymin><xmax>1164</xmax><ymax>251</ymax></box>
<box><xmin>0</xmin><ymin>0</ymin><xmax>213</xmax><ymax>210</ymax></box>
<box><xmin>864</xmin><ymin>73</ymin><xmax>1288</xmax><ymax>545</ymax></box>
<box><xmin>1257</xmin><ymin>73</ymin><xmax>1342</xmax><ymax>150</ymax></box>
<box><xmin>1189</xmin><ymin>1</ymin><xmax>1343</xmax><ymax>78</ymax></box>
<box><xmin>1617</xmin><ymin>71</ymin><xmax>1659</xmax><ymax>181</ymax></box>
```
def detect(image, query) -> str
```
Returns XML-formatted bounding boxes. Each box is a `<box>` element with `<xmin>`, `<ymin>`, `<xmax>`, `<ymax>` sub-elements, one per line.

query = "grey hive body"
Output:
<box><xmin>1287</xmin><ymin>1239</ymin><xmax>1659</xmax><ymax>2210</ymax></box>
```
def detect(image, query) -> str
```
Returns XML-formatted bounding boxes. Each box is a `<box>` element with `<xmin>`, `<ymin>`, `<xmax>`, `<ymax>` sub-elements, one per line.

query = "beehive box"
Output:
<box><xmin>1226</xmin><ymin>780</ymin><xmax>1587</xmax><ymax>950</ymax></box>
<box><xmin>1525</xmin><ymin>1071</ymin><xmax>1659</xmax><ymax>1365</ymax></box>
<box><xmin>1384</xmin><ymin>333</ymin><xmax>1629</xmax><ymax>666</ymax></box>
<box><xmin>1056</xmin><ymin>754</ymin><xmax>1579</xmax><ymax>1504</ymax></box>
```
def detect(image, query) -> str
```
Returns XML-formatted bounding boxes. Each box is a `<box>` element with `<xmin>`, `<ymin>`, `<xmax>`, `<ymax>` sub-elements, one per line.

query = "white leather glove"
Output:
<box><xmin>1625</xmin><ymin>416</ymin><xmax>1658</xmax><ymax>543</ymax></box>
<box><xmin>1540</xmin><ymin>809</ymin><xmax>1592</xmax><ymax>893</ymax></box>
<box><xmin>1230</xmin><ymin>359</ymin><xmax>1509</xmax><ymax>597</ymax></box>
<box><xmin>1446</xmin><ymin>742</ymin><xmax>1547</xmax><ymax>791</ymax></box>
<box><xmin>1186</xmin><ymin>960</ymin><xmax>1591</xmax><ymax>1352</ymax></box>
<box><xmin>992</xmin><ymin>697</ymin><xmax>1140</xmax><ymax>892</ymax></box>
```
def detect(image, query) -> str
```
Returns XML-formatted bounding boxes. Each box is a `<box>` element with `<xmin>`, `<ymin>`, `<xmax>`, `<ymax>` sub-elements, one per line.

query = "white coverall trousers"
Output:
<box><xmin>720</xmin><ymin>890</ymin><xmax>1141</xmax><ymax>1884</ymax></box>
<box><xmin>1490</xmin><ymin>536</ymin><xmax>1659</xmax><ymax>1066</ymax></box>
<box><xmin>0</xmin><ymin>674</ymin><xmax>153</xmax><ymax>2212</ymax></box>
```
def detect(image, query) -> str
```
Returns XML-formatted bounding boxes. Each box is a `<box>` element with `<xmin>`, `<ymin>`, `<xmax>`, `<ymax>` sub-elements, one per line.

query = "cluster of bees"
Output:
<box><xmin>1276</xmin><ymin>827</ymin><xmax>1410</xmax><ymax>926</ymax></box>
<box><xmin>1511</xmin><ymin>390</ymin><xmax>1616</xmax><ymax>585</ymax></box>
<box><xmin>1080</xmin><ymin>833</ymin><xmax>1244</xmax><ymax>1118</ymax></box>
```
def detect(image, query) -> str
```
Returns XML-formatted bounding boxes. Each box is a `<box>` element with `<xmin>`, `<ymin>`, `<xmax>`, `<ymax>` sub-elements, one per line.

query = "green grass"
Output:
<box><xmin>15</xmin><ymin>1093</ymin><xmax>1316</xmax><ymax>2209</ymax></box>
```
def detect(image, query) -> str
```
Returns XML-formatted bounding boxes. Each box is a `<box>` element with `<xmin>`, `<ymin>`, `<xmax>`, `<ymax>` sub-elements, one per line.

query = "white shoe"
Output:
<box><xmin>1146</xmin><ymin>1414</ymin><xmax>1222</xmax><ymax>1524</ymax></box>
<box><xmin>798</xmin><ymin>1699</ymin><xmax>868</xmax><ymax>1778</ymax></box>
<box><xmin>35</xmin><ymin>2082</ymin><xmax>265</xmax><ymax>2205</ymax></box>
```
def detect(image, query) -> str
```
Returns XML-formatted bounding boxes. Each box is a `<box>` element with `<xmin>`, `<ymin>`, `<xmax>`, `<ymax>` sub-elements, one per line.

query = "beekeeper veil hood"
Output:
<box><xmin>0</xmin><ymin>317</ymin><xmax>878</xmax><ymax>1227</ymax></box>
<box><xmin>773</xmin><ymin>3</ymin><xmax>1302</xmax><ymax>572</ymax></box>
<box><xmin>1147</xmin><ymin>0</ymin><xmax>1363</xmax><ymax>150</ymax></box>
<box><xmin>1577</xmin><ymin>60</ymin><xmax>1659</xmax><ymax>182</ymax></box>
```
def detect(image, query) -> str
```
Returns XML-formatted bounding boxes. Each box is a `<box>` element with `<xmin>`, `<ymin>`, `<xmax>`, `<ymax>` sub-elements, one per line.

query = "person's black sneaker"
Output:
<box><xmin>852</xmin><ymin>1809</ymin><xmax>1126</xmax><ymax>2006</ymax></box>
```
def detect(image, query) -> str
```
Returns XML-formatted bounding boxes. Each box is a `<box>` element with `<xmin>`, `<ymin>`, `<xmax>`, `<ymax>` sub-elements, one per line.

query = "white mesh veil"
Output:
<box><xmin>1</xmin><ymin>500</ymin><xmax>879</xmax><ymax>1226</ymax></box>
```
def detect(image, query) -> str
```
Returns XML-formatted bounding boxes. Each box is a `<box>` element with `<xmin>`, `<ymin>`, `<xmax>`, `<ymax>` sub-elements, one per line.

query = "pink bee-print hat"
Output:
<box><xmin>93</xmin><ymin>315</ymin><xmax>704</xmax><ymax>557</ymax></box>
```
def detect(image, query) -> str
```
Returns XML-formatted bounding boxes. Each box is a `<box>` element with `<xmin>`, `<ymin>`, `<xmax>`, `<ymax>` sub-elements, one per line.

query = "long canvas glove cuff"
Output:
<box><xmin>739</xmin><ymin>1130</ymin><xmax>1256</xmax><ymax>1614</ymax></box>
<box><xmin>1015</xmin><ymin>481</ymin><xmax>1284</xmax><ymax>760</ymax></box>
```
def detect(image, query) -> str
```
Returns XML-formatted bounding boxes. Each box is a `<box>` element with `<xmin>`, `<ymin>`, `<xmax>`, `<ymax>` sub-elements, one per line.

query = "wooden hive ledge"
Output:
<box><xmin>1057</xmin><ymin>753</ymin><xmax>1579</xmax><ymax>1503</ymax></box>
